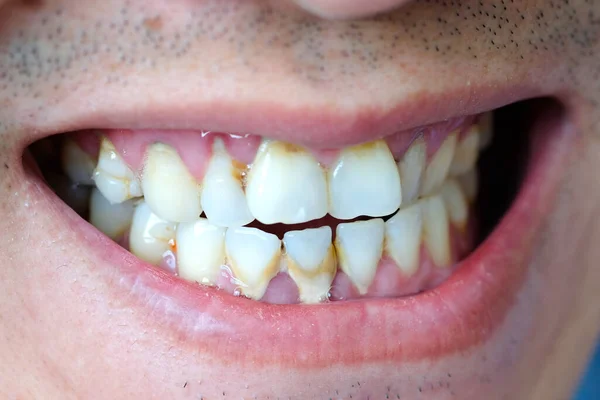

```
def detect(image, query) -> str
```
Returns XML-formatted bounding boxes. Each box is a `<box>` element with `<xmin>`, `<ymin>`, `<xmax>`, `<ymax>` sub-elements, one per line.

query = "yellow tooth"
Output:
<box><xmin>129</xmin><ymin>201</ymin><xmax>177</xmax><ymax>266</ymax></box>
<box><xmin>449</xmin><ymin>126</ymin><xmax>480</xmax><ymax>176</ymax></box>
<box><xmin>478</xmin><ymin>112</ymin><xmax>493</xmax><ymax>150</ymax></box>
<box><xmin>93</xmin><ymin>137</ymin><xmax>142</xmax><ymax>204</ymax></box>
<box><xmin>398</xmin><ymin>136</ymin><xmax>426</xmax><ymax>205</ymax></box>
<box><xmin>89</xmin><ymin>188</ymin><xmax>135</xmax><ymax>240</ymax></box>
<box><xmin>457</xmin><ymin>169</ymin><xmax>478</xmax><ymax>204</ymax></box>
<box><xmin>225</xmin><ymin>227</ymin><xmax>281</xmax><ymax>300</ymax></box>
<box><xmin>420</xmin><ymin>132</ymin><xmax>457</xmax><ymax>197</ymax></box>
<box><xmin>440</xmin><ymin>180</ymin><xmax>468</xmax><ymax>232</ymax></box>
<box><xmin>284</xmin><ymin>226</ymin><xmax>337</xmax><ymax>304</ymax></box>
<box><xmin>385</xmin><ymin>203</ymin><xmax>423</xmax><ymax>276</ymax></box>
<box><xmin>421</xmin><ymin>195</ymin><xmax>451</xmax><ymax>267</ymax></box>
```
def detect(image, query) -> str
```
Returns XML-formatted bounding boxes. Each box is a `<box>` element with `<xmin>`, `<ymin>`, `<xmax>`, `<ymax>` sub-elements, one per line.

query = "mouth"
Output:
<box><xmin>24</xmin><ymin>95</ymin><xmax>573</xmax><ymax>369</ymax></box>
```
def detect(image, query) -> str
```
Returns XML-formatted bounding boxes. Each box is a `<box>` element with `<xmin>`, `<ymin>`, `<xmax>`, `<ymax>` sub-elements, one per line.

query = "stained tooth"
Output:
<box><xmin>449</xmin><ymin>126</ymin><xmax>480</xmax><ymax>176</ymax></box>
<box><xmin>142</xmin><ymin>143</ymin><xmax>202</xmax><ymax>223</ymax></box>
<box><xmin>335</xmin><ymin>219</ymin><xmax>384</xmax><ymax>294</ymax></box>
<box><xmin>478</xmin><ymin>112</ymin><xmax>493</xmax><ymax>150</ymax></box>
<box><xmin>89</xmin><ymin>188</ymin><xmax>135</xmax><ymax>240</ymax></box>
<box><xmin>440</xmin><ymin>180</ymin><xmax>468</xmax><ymax>231</ymax></box>
<box><xmin>245</xmin><ymin>140</ymin><xmax>328</xmax><ymax>224</ymax></box>
<box><xmin>201</xmin><ymin>139</ymin><xmax>254</xmax><ymax>227</ymax></box>
<box><xmin>421</xmin><ymin>195</ymin><xmax>451</xmax><ymax>267</ymax></box>
<box><xmin>283</xmin><ymin>226</ymin><xmax>336</xmax><ymax>304</ymax></box>
<box><xmin>328</xmin><ymin>140</ymin><xmax>402</xmax><ymax>220</ymax></box>
<box><xmin>176</xmin><ymin>219</ymin><xmax>226</xmax><ymax>285</ymax></box>
<box><xmin>225</xmin><ymin>227</ymin><xmax>281</xmax><ymax>300</ymax></box>
<box><xmin>129</xmin><ymin>201</ymin><xmax>177</xmax><ymax>266</ymax></box>
<box><xmin>420</xmin><ymin>132</ymin><xmax>457</xmax><ymax>197</ymax></box>
<box><xmin>61</xmin><ymin>139</ymin><xmax>96</xmax><ymax>186</ymax></box>
<box><xmin>399</xmin><ymin>136</ymin><xmax>426</xmax><ymax>204</ymax></box>
<box><xmin>93</xmin><ymin>137</ymin><xmax>142</xmax><ymax>204</ymax></box>
<box><xmin>385</xmin><ymin>203</ymin><xmax>423</xmax><ymax>276</ymax></box>
<box><xmin>457</xmin><ymin>169</ymin><xmax>478</xmax><ymax>204</ymax></box>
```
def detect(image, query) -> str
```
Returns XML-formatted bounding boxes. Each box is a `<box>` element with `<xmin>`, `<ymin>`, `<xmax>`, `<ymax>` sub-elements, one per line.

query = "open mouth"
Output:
<box><xmin>23</xmin><ymin>96</ymin><xmax>572</xmax><ymax>369</ymax></box>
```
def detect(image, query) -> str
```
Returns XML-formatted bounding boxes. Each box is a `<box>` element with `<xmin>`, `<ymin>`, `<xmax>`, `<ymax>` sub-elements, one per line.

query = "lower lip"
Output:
<box><xmin>46</xmin><ymin>108</ymin><xmax>573</xmax><ymax>368</ymax></box>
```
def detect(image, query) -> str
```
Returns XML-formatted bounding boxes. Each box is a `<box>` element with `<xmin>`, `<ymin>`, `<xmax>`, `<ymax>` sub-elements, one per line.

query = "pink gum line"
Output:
<box><xmin>69</xmin><ymin>114</ymin><xmax>477</xmax><ymax>182</ymax></box>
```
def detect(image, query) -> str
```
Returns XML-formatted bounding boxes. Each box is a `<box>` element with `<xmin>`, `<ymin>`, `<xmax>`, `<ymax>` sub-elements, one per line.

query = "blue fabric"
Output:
<box><xmin>574</xmin><ymin>341</ymin><xmax>600</xmax><ymax>399</ymax></box>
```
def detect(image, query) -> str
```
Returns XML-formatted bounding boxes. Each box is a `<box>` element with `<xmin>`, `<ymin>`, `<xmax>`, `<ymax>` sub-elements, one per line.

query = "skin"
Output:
<box><xmin>0</xmin><ymin>0</ymin><xmax>599</xmax><ymax>398</ymax></box>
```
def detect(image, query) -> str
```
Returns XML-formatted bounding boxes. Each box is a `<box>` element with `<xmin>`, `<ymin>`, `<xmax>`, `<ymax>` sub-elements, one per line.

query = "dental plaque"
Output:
<box><xmin>55</xmin><ymin>114</ymin><xmax>491</xmax><ymax>304</ymax></box>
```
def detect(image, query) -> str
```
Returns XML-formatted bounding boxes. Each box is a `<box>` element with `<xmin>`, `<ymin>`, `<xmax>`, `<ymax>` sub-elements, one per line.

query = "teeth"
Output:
<box><xmin>225</xmin><ymin>227</ymin><xmax>281</xmax><ymax>300</ymax></box>
<box><xmin>478</xmin><ymin>112</ymin><xmax>493</xmax><ymax>150</ymax></box>
<box><xmin>385</xmin><ymin>203</ymin><xmax>423</xmax><ymax>276</ymax></box>
<box><xmin>398</xmin><ymin>136</ymin><xmax>426</xmax><ymax>204</ymax></box>
<box><xmin>89</xmin><ymin>188</ymin><xmax>135</xmax><ymax>240</ymax></box>
<box><xmin>201</xmin><ymin>139</ymin><xmax>254</xmax><ymax>227</ymax></box>
<box><xmin>449</xmin><ymin>126</ymin><xmax>480</xmax><ymax>176</ymax></box>
<box><xmin>61</xmin><ymin>139</ymin><xmax>96</xmax><ymax>186</ymax></box>
<box><xmin>129</xmin><ymin>201</ymin><xmax>177</xmax><ymax>266</ymax></box>
<box><xmin>142</xmin><ymin>143</ymin><xmax>202</xmax><ymax>223</ymax></box>
<box><xmin>421</xmin><ymin>195</ymin><xmax>451</xmax><ymax>267</ymax></box>
<box><xmin>457</xmin><ymin>169</ymin><xmax>478</xmax><ymax>204</ymax></box>
<box><xmin>93</xmin><ymin>137</ymin><xmax>142</xmax><ymax>204</ymax></box>
<box><xmin>283</xmin><ymin>227</ymin><xmax>336</xmax><ymax>304</ymax></box>
<box><xmin>328</xmin><ymin>140</ymin><xmax>402</xmax><ymax>220</ymax></box>
<box><xmin>420</xmin><ymin>132</ymin><xmax>457</xmax><ymax>197</ymax></box>
<box><xmin>246</xmin><ymin>140</ymin><xmax>328</xmax><ymax>224</ymax></box>
<box><xmin>335</xmin><ymin>219</ymin><xmax>384</xmax><ymax>294</ymax></box>
<box><xmin>176</xmin><ymin>219</ymin><xmax>226</xmax><ymax>285</ymax></box>
<box><xmin>440</xmin><ymin>180</ymin><xmax>468</xmax><ymax>231</ymax></box>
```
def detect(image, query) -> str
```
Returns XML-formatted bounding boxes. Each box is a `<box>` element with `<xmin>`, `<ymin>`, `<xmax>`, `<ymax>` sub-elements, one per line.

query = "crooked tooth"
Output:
<box><xmin>93</xmin><ymin>137</ymin><xmax>142</xmax><ymax>204</ymax></box>
<box><xmin>246</xmin><ymin>140</ymin><xmax>328</xmax><ymax>224</ymax></box>
<box><xmin>457</xmin><ymin>169</ymin><xmax>478</xmax><ymax>204</ymax></box>
<box><xmin>176</xmin><ymin>219</ymin><xmax>226</xmax><ymax>285</ymax></box>
<box><xmin>399</xmin><ymin>136</ymin><xmax>426</xmax><ymax>204</ymax></box>
<box><xmin>478</xmin><ymin>112</ymin><xmax>493</xmax><ymax>150</ymax></box>
<box><xmin>129</xmin><ymin>201</ymin><xmax>177</xmax><ymax>266</ymax></box>
<box><xmin>201</xmin><ymin>139</ymin><xmax>253</xmax><ymax>227</ymax></box>
<box><xmin>335</xmin><ymin>219</ymin><xmax>384</xmax><ymax>294</ymax></box>
<box><xmin>449</xmin><ymin>126</ymin><xmax>480</xmax><ymax>176</ymax></box>
<box><xmin>328</xmin><ymin>140</ymin><xmax>402</xmax><ymax>220</ymax></box>
<box><xmin>421</xmin><ymin>195</ymin><xmax>451</xmax><ymax>267</ymax></box>
<box><xmin>283</xmin><ymin>226</ymin><xmax>336</xmax><ymax>304</ymax></box>
<box><xmin>142</xmin><ymin>143</ymin><xmax>202</xmax><ymax>223</ymax></box>
<box><xmin>225</xmin><ymin>227</ymin><xmax>281</xmax><ymax>300</ymax></box>
<box><xmin>420</xmin><ymin>132</ymin><xmax>457</xmax><ymax>197</ymax></box>
<box><xmin>385</xmin><ymin>203</ymin><xmax>423</xmax><ymax>276</ymax></box>
<box><xmin>440</xmin><ymin>180</ymin><xmax>468</xmax><ymax>231</ymax></box>
<box><xmin>61</xmin><ymin>139</ymin><xmax>96</xmax><ymax>186</ymax></box>
<box><xmin>89</xmin><ymin>188</ymin><xmax>135</xmax><ymax>240</ymax></box>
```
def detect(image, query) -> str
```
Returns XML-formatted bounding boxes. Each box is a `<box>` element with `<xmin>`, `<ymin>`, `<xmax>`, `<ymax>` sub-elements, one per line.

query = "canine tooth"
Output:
<box><xmin>336</xmin><ymin>219</ymin><xmax>384</xmax><ymax>294</ymax></box>
<box><xmin>61</xmin><ymin>139</ymin><xmax>96</xmax><ymax>185</ymax></box>
<box><xmin>328</xmin><ymin>140</ymin><xmax>402</xmax><ymax>220</ymax></box>
<box><xmin>129</xmin><ymin>201</ymin><xmax>177</xmax><ymax>266</ymax></box>
<box><xmin>450</xmin><ymin>126</ymin><xmax>480</xmax><ymax>176</ymax></box>
<box><xmin>142</xmin><ymin>143</ymin><xmax>202</xmax><ymax>223</ymax></box>
<box><xmin>399</xmin><ymin>136</ymin><xmax>426</xmax><ymax>204</ymax></box>
<box><xmin>421</xmin><ymin>195</ymin><xmax>451</xmax><ymax>267</ymax></box>
<box><xmin>176</xmin><ymin>219</ymin><xmax>226</xmax><ymax>285</ymax></box>
<box><xmin>246</xmin><ymin>140</ymin><xmax>328</xmax><ymax>224</ymax></box>
<box><xmin>440</xmin><ymin>180</ymin><xmax>468</xmax><ymax>231</ymax></box>
<box><xmin>225</xmin><ymin>227</ymin><xmax>281</xmax><ymax>300</ymax></box>
<box><xmin>201</xmin><ymin>139</ymin><xmax>253</xmax><ymax>227</ymax></box>
<box><xmin>478</xmin><ymin>112</ymin><xmax>493</xmax><ymax>150</ymax></box>
<box><xmin>283</xmin><ymin>227</ymin><xmax>336</xmax><ymax>304</ymax></box>
<box><xmin>420</xmin><ymin>132</ymin><xmax>457</xmax><ymax>196</ymax></box>
<box><xmin>385</xmin><ymin>203</ymin><xmax>423</xmax><ymax>276</ymax></box>
<box><xmin>457</xmin><ymin>169</ymin><xmax>478</xmax><ymax>204</ymax></box>
<box><xmin>89</xmin><ymin>188</ymin><xmax>135</xmax><ymax>240</ymax></box>
<box><xmin>93</xmin><ymin>137</ymin><xmax>142</xmax><ymax>204</ymax></box>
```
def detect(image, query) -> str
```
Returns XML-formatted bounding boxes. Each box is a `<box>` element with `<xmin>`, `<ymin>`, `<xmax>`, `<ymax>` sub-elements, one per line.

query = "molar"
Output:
<box><xmin>201</xmin><ymin>139</ymin><xmax>254</xmax><ymax>227</ymax></box>
<box><xmin>61</xmin><ymin>139</ymin><xmax>96</xmax><ymax>186</ymax></box>
<box><xmin>421</xmin><ymin>195</ymin><xmax>452</xmax><ymax>267</ymax></box>
<box><xmin>176</xmin><ymin>218</ymin><xmax>227</xmax><ymax>285</ymax></box>
<box><xmin>245</xmin><ymin>140</ymin><xmax>328</xmax><ymax>225</ymax></box>
<box><xmin>93</xmin><ymin>137</ymin><xmax>142</xmax><ymax>204</ymax></box>
<box><xmin>283</xmin><ymin>226</ymin><xmax>337</xmax><ymax>304</ymax></box>
<box><xmin>89</xmin><ymin>188</ymin><xmax>135</xmax><ymax>241</ymax></box>
<box><xmin>328</xmin><ymin>140</ymin><xmax>402</xmax><ymax>220</ymax></box>
<box><xmin>225</xmin><ymin>227</ymin><xmax>281</xmax><ymax>300</ymax></box>
<box><xmin>335</xmin><ymin>219</ymin><xmax>385</xmax><ymax>294</ymax></box>
<box><xmin>420</xmin><ymin>132</ymin><xmax>457</xmax><ymax>197</ymax></box>
<box><xmin>142</xmin><ymin>143</ymin><xmax>202</xmax><ymax>223</ymax></box>
<box><xmin>440</xmin><ymin>179</ymin><xmax>469</xmax><ymax>232</ymax></box>
<box><xmin>129</xmin><ymin>201</ymin><xmax>177</xmax><ymax>266</ymax></box>
<box><xmin>385</xmin><ymin>203</ymin><xmax>423</xmax><ymax>276</ymax></box>
<box><xmin>457</xmin><ymin>169</ymin><xmax>478</xmax><ymax>204</ymax></box>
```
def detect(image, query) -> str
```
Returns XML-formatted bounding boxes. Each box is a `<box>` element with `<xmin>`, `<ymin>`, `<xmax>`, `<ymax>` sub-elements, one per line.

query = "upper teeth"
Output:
<box><xmin>93</xmin><ymin>137</ymin><xmax>142</xmax><ymax>204</ymax></box>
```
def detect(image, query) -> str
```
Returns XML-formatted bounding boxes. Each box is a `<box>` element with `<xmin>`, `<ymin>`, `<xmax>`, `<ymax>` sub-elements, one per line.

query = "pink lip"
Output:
<box><xmin>28</xmin><ymin>100</ymin><xmax>574</xmax><ymax>369</ymax></box>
